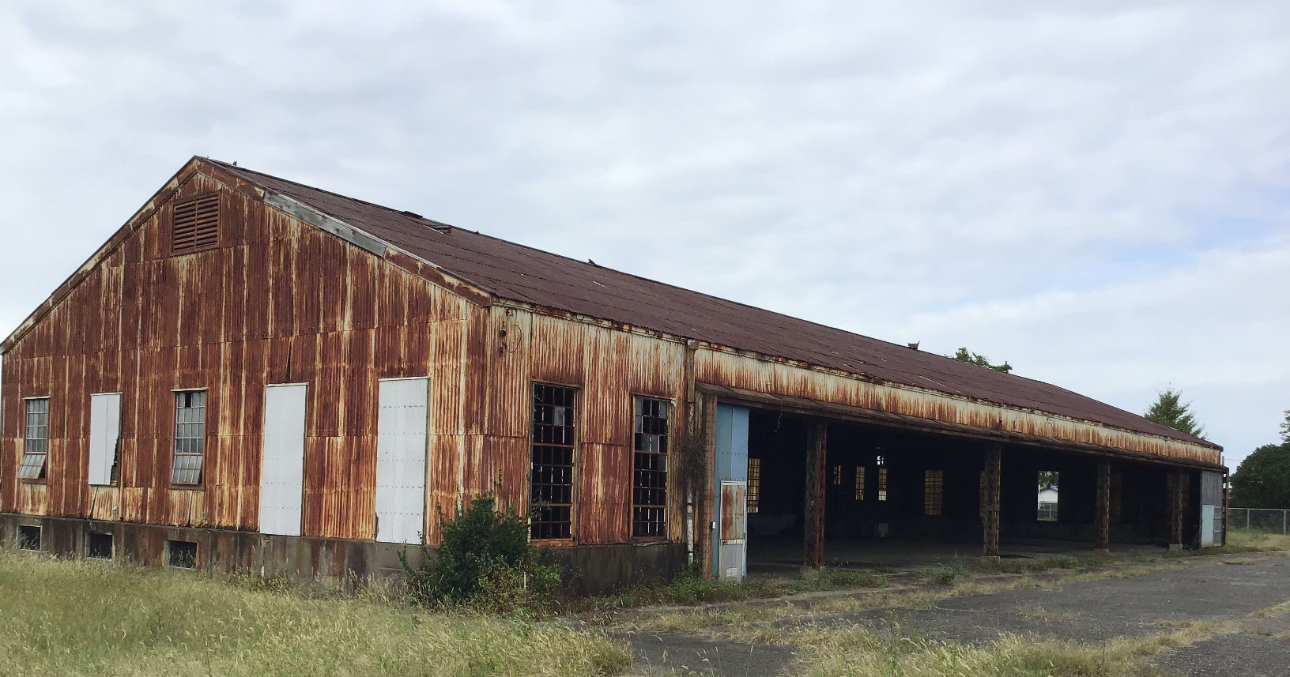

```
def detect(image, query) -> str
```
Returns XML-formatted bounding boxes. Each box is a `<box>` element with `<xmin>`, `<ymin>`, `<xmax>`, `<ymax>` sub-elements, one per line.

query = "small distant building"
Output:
<box><xmin>1038</xmin><ymin>485</ymin><xmax>1059</xmax><ymax>522</ymax></box>
<box><xmin>1</xmin><ymin>158</ymin><xmax>1227</xmax><ymax>592</ymax></box>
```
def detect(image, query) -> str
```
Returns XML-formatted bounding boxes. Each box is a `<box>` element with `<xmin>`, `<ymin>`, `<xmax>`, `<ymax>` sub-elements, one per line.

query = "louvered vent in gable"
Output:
<box><xmin>172</xmin><ymin>194</ymin><xmax>220</xmax><ymax>255</ymax></box>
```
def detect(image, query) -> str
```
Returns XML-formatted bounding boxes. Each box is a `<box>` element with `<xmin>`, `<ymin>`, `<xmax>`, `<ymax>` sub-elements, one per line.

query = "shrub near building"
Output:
<box><xmin>402</xmin><ymin>495</ymin><xmax>562</xmax><ymax>613</ymax></box>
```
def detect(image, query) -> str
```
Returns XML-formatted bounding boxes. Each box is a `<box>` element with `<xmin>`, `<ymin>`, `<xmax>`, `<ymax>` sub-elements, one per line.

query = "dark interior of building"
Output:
<box><xmin>743</xmin><ymin>409</ymin><xmax>1199</xmax><ymax>572</ymax></box>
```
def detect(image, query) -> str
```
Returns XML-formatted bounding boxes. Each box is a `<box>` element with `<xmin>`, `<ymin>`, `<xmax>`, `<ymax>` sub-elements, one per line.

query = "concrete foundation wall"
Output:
<box><xmin>0</xmin><ymin>513</ymin><xmax>686</xmax><ymax>595</ymax></box>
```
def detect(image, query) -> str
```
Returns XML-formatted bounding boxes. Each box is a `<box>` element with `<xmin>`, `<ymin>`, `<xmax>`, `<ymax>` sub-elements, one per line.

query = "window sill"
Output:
<box><xmin>169</xmin><ymin>484</ymin><xmax>205</xmax><ymax>491</ymax></box>
<box><xmin>19</xmin><ymin>478</ymin><xmax>47</xmax><ymax>485</ymax></box>
<box><xmin>169</xmin><ymin>244</ymin><xmax>219</xmax><ymax>257</ymax></box>
<box><xmin>529</xmin><ymin>538</ymin><xmax>576</xmax><ymax>547</ymax></box>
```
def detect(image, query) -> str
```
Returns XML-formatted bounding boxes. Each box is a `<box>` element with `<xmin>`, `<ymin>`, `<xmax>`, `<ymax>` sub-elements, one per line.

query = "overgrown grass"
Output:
<box><xmin>790</xmin><ymin>567</ymin><xmax>889</xmax><ymax>593</ymax></box>
<box><xmin>622</xmin><ymin>557</ymin><xmax>1230</xmax><ymax>642</ymax></box>
<box><xmin>598</xmin><ymin>533</ymin><xmax>1290</xmax><ymax>619</ymax></box>
<box><xmin>796</xmin><ymin>597</ymin><xmax>1290</xmax><ymax>677</ymax></box>
<box><xmin>919</xmin><ymin>564</ymin><xmax>968</xmax><ymax>585</ymax></box>
<box><xmin>1224</xmin><ymin>530</ymin><xmax>1290</xmax><ymax>552</ymax></box>
<box><xmin>799</xmin><ymin>625</ymin><xmax>1179</xmax><ymax>677</ymax></box>
<box><xmin>580</xmin><ymin>565</ymin><xmax>782</xmax><ymax>612</ymax></box>
<box><xmin>0</xmin><ymin>551</ymin><xmax>630</xmax><ymax>677</ymax></box>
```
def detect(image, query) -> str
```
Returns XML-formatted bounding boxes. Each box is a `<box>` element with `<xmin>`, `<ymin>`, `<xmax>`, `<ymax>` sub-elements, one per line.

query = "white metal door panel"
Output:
<box><xmin>259</xmin><ymin>384</ymin><xmax>308</xmax><ymax>537</ymax></box>
<box><xmin>376</xmin><ymin>377</ymin><xmax>429</xmax><ymax>544</ymax></box>
<box><xmin>87</xmin><ymin>393</ymin><xmax>121</xmax><ymax>486</ymax></box>
<box><xmin>1200</xmin><ymin>505</ymin><xmax>1215</xmax><ymax>547</ymax></box>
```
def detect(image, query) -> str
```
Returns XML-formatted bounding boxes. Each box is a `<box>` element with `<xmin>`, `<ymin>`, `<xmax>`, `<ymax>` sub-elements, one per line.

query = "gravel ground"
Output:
<box><xmin>621</xmin><ymin>553</ymin><xmax>1290</xmax><ymax>676</ymax></box>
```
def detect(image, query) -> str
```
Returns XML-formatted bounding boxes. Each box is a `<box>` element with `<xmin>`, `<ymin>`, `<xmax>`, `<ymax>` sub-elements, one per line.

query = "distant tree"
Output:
<box><xmin>1143</xmin><ymin>388</ymin><xmax>1205</xmax><ymax>438</ymax></box>
<box><xmin>1037</xmin><ymin>470</ymin><xmax>1059</xmax><ymax>490</ymax></box>
<box><xmin>1230</xmin><ymin>443</ymin><xmax>1290</xmax><ymax>509</ymax></box>
<box><xmin>953</xmin><ymin>347</ymin><xmax>1013</xmax><ymax>374</ymax></box>
<box><xmin>1281</xmin><ymin>409</ymin><xmax>1289</xmax><ymax>443</ymax></box>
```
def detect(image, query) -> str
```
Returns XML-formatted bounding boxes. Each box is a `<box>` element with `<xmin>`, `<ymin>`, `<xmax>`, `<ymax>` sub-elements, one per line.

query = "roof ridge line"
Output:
<box><xmin>203</xmin><ymin>158</ymin><xmax>1197</xmax><ymax>415</ymax></box>
<box><xmin>202</xmin><ymin>158</ymin><xmax>1212</xmax><ymax>450</ymax></box>
<box><xmin>203</xmin><ymin>157</ymin><xmax>453</xmax><ymax>228</ymax></box>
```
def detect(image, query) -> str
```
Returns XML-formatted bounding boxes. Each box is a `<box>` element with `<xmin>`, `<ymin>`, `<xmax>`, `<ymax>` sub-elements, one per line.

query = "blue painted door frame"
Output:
<box><xmin>713</xmin><ymin>404</ymin><xmax>750</xmax><ymax>578</ymax></box>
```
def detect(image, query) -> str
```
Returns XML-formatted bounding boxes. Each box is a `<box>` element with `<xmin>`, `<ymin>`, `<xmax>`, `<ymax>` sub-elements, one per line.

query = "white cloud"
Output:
<box><xmin>1</xmin><ymin>0</ymin><xmax>1287</xmax><ymax>466</ymax></box>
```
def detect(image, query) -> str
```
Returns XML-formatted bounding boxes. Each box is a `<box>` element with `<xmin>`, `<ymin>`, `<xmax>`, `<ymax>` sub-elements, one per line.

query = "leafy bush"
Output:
<box><xmin>403</xmin><ymin>494</ymin><xmax>561</xmax><ymax>611</ymax></box>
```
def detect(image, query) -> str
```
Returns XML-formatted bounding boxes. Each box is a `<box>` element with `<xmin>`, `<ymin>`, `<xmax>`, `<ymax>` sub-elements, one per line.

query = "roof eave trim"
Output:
<box><xmin>260</xmin><ymin>191</ymin><xmax>493</xmax><ymax>308</ymax></box>
<box><xmin>699</xmin><ymin>383</ymin><xmax>1225</xmax><ymax>471</ymax></box>
<box><xmin>493</xmin><ymin>298</ymin><xmax>1218</xmax><ymax>454</ymax></box>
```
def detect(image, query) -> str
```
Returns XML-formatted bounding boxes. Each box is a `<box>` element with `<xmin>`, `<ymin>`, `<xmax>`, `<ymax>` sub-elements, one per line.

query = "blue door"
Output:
<box><xmin>714</xmin><ymin>404</ymin><xmax>750</xmax><ymax>579</ymax></box>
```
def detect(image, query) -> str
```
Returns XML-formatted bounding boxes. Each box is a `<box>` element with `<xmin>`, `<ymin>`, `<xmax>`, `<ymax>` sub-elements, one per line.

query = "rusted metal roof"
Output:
<box><xmin>207</xmin><ymin>158</ymin><xmax>1217</xmax><ymax>451</ymax></box>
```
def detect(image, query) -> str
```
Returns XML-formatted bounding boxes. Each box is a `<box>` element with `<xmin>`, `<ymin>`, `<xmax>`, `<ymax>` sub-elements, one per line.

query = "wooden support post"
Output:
<box><xmin>804</xmin><ymin>420</ymin><xmax>828</xmax><ymax>570</ymax></box>
<box><xmin>1168</xmin><ymin>471</ymin><xmax>1184</xmax><ymax>550</ymax></box>
<box><xmin>983</xmin><ymin>443</ymin><xmax>1001</xmax><ymax>560</ymax></box>
<box><xmin>1095</xmin><ymin>459</ymin><xmax>1111</xmax><ymax>553</ymax></box>
<box><xmin>696</xmin><ymin>395</ymin><xmax>718</xmax><ymax>575</ymax></box>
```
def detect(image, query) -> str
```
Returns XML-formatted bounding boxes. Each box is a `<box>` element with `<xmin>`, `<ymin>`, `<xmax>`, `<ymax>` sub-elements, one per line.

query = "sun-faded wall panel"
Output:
<box><xmin>531</xmin><ymin>314</ymin><xmax>586</xmax><ymax>385</ymax></box>
<box><xmin>88</xmin><ymin>486</ymin><xmax>119</xmax><ymax>521</ymax></box>
<box><xmin>582</xmin><ymin>326</ymin><xmax>632</xmax><ymax>448</ymax></box>
<box><xmin>462</xmin><ymin>307</ymin><xmax>489</xmax><ymax>438</ymax></box>
<box><xmin>425</xmin><ymin>433</ymin><xmax>460</xmax><ymax>544</ymax></box>
<box><xmin>17</xmin><ymin>483</ymin><xmax>46</xmax><ymax>516</ymax></box>
<box><xmin>576</xmin><ymin>442</ymin><xmax>632</xmax><ymax>545</ymax></box>
<box><xmin>626</xmin><ymin>333</ymin><xmax>685</xmax><ymax>400</ymax></box>
<box><xmin>486</xmin><ymin>307</ymin><xmax>532</xmax><ymax>444</ymax></box>
<box><xmin>478</xmin><ymin>435</ymin><xmax>528</xmax><ymax>514</ymax></box>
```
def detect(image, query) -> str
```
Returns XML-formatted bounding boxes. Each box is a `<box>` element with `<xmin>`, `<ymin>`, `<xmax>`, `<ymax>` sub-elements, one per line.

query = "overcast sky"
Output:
<box><xmin>2</xmin><ymin>1</ymin><xmax>1287</xmax><ymax>468</ymax></box>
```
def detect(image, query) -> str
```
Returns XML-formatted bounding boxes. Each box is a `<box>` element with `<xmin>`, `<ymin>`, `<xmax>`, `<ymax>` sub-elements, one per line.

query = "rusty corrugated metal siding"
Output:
<box><xmin>204</xmin><ymin>158</ymin><xmax>1216</xmax><ymax>454</ymax></box>
<box><xmin>1</xmin><ymin>164</ymin><xmax>478</xmax><ymax>543</ymax></box>
<box><xmin>0</xmin><ymin>155</ymin><xmax>1220</xmax><ymax>560</ymax></box>
<box><xmin>694</xmin><ymin>350</ymin><xmax>1220</xmax><ymax>466</ymax></box>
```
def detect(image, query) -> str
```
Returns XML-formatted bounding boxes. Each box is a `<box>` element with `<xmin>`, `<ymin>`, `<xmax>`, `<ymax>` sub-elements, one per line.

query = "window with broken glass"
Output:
<box><xmin>19</xmin><ymin>398</ymin><xmax>49</xmax><ymax>480</ymax></box>
<box><xmin>747</xmin><ymin>458</ymin><xmax>762</xmax><ymax>513</ymax></box>
<box><xmin>924</xmin><ymin>469</ymin><xmax>943</xmax><ymax>516</ymax></box>
<box><xmin>877</xmin><ymin>457</ymin><xmax>888</xmax><ymax>502</ymax></box>
<box><xmin>171</xmin><ymin>390</ymin><xmax>206</xmax><ymax>485</ymax></box>
<box><xmin>530</xmin><ymin>384</ymin><xmax>577</xmax><ymax>540</ymax></box>
<box><xmin>632</xmin><ymin>396</ymin><xmax>671</xmax><ymax>538</ymax></box>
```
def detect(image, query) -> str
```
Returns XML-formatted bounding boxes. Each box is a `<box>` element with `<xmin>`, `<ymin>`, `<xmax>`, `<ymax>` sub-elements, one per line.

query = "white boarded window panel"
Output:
<box><xmin>375</xmin><ymin>378</ymin><xmax>429</xmax><ymax>544</ymax></box>
<box><xmin>259</xmin><ymin>384</ymin><xmax>308</xmax><ymax>537</ymax></box>
<box><xmin>87</xmin><ymin>393</ymin><xmax>121</xmax><ymax>486</ymax></box>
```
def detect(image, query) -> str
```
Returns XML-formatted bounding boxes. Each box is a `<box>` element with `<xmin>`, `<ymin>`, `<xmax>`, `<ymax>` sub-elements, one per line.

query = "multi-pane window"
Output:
<box><xmin>19</xmin><ymin>398</ymin><xmax>50</xmax><ymax>480</ymax></box>
<box><xmin>877</xmin><ymin>467</ymin><xmax>888</xmax><ymax>502</ymax></box>
<box><xmin>171</xmin><ymin>391</ymin><xmax>206</xmax><ymax>485</ymax></box>
<box><xmin>632</xmin><ymin>396</ymin><xmax>670</xmax><ymax>538</ymax></box>
<box><xmin>747</xmin><ymin>458</ymin><xmax>761</xmax><ymax>513</ymax></box>
<box><xmin>530</xmin><ymin>384</ymin><xmax>576</xmax><ymax>540</ymax></box>
<box><xmin>832</xmin><ymin>465</ymin><xmax>842</xmax><ymax>485</ymax></box>
<box><xmin>924</xmin><ymin>470</ymin><xmax>943</xmax><ymax>516</ymax></box>
<box><xmin>854</xmin><ymin>466</ymin><xmax>865</xmax><ymax>501</ymax></box>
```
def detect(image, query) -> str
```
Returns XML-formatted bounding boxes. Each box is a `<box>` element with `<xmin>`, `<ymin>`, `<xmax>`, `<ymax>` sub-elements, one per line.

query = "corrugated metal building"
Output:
<box><xmin>0</xmin><ymin>157</ymin><xmax>1226</xmax><ymax>591</ymax></box>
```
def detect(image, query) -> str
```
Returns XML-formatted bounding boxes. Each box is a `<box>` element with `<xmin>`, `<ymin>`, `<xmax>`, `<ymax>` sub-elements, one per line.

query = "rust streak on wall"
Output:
<box><xmin>0</xmin><ymin>163</ymin><xmax>472</xmax><ymax>543</ymax></box>
<box><xmin>695</xmin><ymin>350</ymin><xmax>1219</xmax><ymax>466</ymax></box>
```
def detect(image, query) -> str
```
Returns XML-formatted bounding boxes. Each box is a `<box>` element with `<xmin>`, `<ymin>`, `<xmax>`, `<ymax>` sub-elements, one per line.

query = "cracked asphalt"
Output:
<box><xmin>622</xmin><ymin>553</ymin><xmax>1290</xmax><ymax>676</ymax></box>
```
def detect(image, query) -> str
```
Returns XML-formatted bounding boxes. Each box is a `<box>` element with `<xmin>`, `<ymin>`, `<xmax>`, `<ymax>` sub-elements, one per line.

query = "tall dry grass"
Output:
<box><xmin>0</xmin><ymin>551</ymin><xmax>629</xmax><ymax>677</ymax></box>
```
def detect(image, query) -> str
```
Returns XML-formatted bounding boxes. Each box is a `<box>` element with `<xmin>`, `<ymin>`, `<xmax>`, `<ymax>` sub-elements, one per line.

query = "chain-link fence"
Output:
<box><xmin>1228</xmin><ymin>508</ymin><xmax>1290</xmax><ymax>534</ymax></box>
